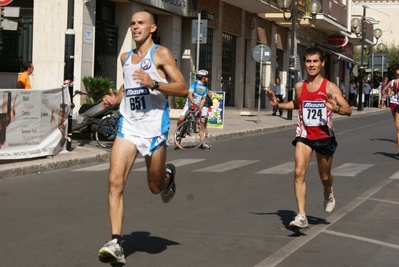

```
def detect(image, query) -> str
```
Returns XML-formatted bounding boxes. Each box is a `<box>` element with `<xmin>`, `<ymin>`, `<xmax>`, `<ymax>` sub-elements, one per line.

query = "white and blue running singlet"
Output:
<box><xmin>119</xmin><ymin>45</ymin><xmax>170</xmax><ymax>138</ymax></box>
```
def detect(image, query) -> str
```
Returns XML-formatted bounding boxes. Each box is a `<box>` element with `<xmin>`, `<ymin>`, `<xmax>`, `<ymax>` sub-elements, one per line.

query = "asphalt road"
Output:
<box><xmin>1</xmin><ymin>112</ymin><xmax>398</xmax><ymax>267</ymax></box>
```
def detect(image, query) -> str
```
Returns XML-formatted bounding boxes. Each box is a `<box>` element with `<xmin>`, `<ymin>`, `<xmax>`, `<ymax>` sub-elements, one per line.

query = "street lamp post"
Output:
<box><xmin>277</xmin><ymin>0</ymin><xmax>321</xmax><ymax>120</ymax></box>
<box><xmin>351</xmin><ymin>6</ymin><xmax>383</xmax><ymax>111</ymax></box>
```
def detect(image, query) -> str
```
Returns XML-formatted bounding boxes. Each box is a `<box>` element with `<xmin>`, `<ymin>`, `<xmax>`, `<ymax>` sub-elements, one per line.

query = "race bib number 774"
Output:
<box><xmin>302</xmin><ymin>101</ymin><xmax>327</xmax><ymax>126</ymax></box>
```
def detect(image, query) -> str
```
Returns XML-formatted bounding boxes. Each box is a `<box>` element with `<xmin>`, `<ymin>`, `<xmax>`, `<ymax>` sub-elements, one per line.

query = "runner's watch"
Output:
<box><xmin>152</xmin><ymin>80</ymin><xmax>159</xmax><ymax>90</ymax></box>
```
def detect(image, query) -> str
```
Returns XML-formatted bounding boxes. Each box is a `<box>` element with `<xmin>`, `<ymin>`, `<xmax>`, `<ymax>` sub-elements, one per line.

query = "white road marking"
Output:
<box><xmin>72</xmin><ymin>158</ymin><xmax>144</xmax><ymax>171</ymax></box>
<box><xmin>193</xmin><ymin>160</ymin><xmax>259</xmax><ymax>172</ymax></box>
<box><xmin>132</xmin><ymin>158</ymin><xmax>206</xmax><ymax>171</ymax></box>
<box><xmin>254</xmin><ymin>178</ymin><xmax>393</xmax><ymax>267</ymax></box>
<box><xmin>256</xmin><ymin>162</ymin><xmax>315</xmax><ymax>174</ymax></box>
<box><xmin>332</xmin><ymin>163</ymin><xmax>373</xmax><ymax>177</ymax></box>
<box><xmin>388</xmin><ymin>170</ymin><xmax>399</xmax><ymax>179</ymax></box>
<box><xmin>324</xmin><ymin>230</ymin><xmax>399</xmax><ymax>250</ymax></box>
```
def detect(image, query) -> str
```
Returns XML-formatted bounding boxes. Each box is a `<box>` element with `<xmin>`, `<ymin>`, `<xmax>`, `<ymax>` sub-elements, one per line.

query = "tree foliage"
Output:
<box><xmin>353</xmin><ymin>44</ymin><xmax>399</xmax><ymax>88</ymax></box>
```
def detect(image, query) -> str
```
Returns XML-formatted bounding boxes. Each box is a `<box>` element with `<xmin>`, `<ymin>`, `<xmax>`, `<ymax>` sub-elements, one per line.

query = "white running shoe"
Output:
<box><xmin>161</xmin><ymin>164</ymin><xmax>176</xmax><ymax>203</ymax></box>
<box><xmin>289</xmin><ymin>213</ymin><xmax>309</xmax><ymax>229</ymax></box>
<box><xmin>324</xmin><ymin>187</ymin><xmax>336</xmax><ymax>213</ymax></box>
<box><xmin>98</xmin><ymin>239</ymin><xmax>126</xmax><ymax>265</ymax></box>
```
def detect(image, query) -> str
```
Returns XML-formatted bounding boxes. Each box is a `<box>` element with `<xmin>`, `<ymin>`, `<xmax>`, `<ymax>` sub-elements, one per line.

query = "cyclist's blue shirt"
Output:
<box><xmin>189</xmin><ymin>80</ymin><xmax>208</xmax><ymax>104</ymax></box>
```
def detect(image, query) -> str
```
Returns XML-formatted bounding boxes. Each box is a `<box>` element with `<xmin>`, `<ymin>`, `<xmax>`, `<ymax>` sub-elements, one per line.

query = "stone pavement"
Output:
<box><xmin>0</xmin><ymin>107</ymin><xmax>388</xmax><ymax>179</ymax></box>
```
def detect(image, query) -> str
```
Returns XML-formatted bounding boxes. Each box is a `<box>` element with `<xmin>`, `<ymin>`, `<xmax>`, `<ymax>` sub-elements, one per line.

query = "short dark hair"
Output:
<box><xmin>21</xmin><ymin>61</ymin><xmax>32</xmax><ymax>72</ymax></box>
<box><xmin>303</xmin><ymin>47</ymin><xmax>325</xmax><ymax>62</ymax></box>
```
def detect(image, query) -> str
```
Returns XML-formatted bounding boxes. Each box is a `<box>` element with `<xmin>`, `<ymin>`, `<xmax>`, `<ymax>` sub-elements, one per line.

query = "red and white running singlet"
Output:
<box><xmin>296</xmin><ymin>78</ymin><xmax>334</xmax><ymax>140</ymax></box>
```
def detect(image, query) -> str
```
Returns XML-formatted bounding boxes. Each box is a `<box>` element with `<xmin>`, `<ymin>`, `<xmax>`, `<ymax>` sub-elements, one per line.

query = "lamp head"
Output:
<box><xmin>373</xmin><ymin>28</ymin><xmax>382</xmax><ymax>40</ymax></box>
<box><xmin>308</xmin><ymin>0</ymin><xmax>322</xmax><ymax>16</ymax></box>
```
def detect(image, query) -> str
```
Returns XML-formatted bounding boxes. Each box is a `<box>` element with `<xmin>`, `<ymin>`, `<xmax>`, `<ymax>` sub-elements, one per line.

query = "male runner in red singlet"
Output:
<box><xmin>266</xmin><ymin>47</ymin><xmax>352</xmax><ymax>229</ymax></box>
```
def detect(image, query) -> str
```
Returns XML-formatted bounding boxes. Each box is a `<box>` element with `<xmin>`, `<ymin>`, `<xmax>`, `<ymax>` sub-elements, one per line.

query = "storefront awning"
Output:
<box><xmin>316</xmin><ymin>45</ymin><xmax>358</xmax><ymax>65</ymax></box>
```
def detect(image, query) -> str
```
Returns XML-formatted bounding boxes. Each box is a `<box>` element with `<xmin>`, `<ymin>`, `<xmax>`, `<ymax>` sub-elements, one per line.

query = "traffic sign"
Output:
<box><xmin>0</xmin><ymin>0</ymin><xmax>13</xmax><ymax>7</ymax></box>
<box><xmin>252</xmin><ymin>44</ymin><xmax>271</xmax><ymax>63</ymax></box>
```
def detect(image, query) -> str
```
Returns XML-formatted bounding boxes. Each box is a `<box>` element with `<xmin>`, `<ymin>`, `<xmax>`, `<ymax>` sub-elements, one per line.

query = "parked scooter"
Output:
<box><xmin>71</xmin><ymin>90</ymin><xmax>118</xmax><ymax>139</ymax></box>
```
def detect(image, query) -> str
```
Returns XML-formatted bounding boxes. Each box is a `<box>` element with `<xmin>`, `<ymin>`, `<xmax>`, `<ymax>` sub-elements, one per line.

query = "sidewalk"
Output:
<box><xmin>0</xmin><ymin>107</ymin><xmax>388</xmax><ymax>178</ymax></box>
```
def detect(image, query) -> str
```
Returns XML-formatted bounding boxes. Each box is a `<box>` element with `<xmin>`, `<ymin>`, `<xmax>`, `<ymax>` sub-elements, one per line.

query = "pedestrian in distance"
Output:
<box><xmin>379</xmin><ymin>77</ymin><xmax>388</xmax><ymax>108</ymax></box>
<box><xmin>339</xmin><ymin>79</ymin><xmax>346</xmax><ymax>98</ymax></box>
<box><xmin>381</xmin><ymin>68</ymin><xmax>399</xmax><ymax>156</ymax></box>
<box><xmin>265</xmin><ymin>47</ymin><xmax>352</xmax><ymax>229</ymax></box>
<box><xmin>363</xmin><ymin>80</ymin><xmax>371</xmax><ymax>108</ymax></box>
<box><xmin>349</xmin><ymin>79</ymin><xmax>356</xmax><ymax>107</ymax></box>
<box><xmin>272</xmin><ymin>77</ymin><xmax>285</xmax><ymax>116</ymax></box>
<box><xmin>201</xmin><ymin>89</ymin><xmax>213</xmax><ymax>149</ymax></box>
<box><xmin>98</xmin><ymin>10</ymin><xmax>188</xmax><ymax>265</ymax></box>
<box><xmin>16</xmin><ymin>61</ymin><xmax>34</xmax><ymax>89</ymax></box>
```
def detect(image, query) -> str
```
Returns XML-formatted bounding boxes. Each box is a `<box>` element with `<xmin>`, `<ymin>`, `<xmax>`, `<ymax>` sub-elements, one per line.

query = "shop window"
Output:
<box><xmin>0</xmin><ymin>0</ymin><xmax>33</xmax><ymax>72</ymax></box>
<box><xmin>221</xmin><ymin>33</ymin><xmax>236</xmax><ymax>107</ymax></box>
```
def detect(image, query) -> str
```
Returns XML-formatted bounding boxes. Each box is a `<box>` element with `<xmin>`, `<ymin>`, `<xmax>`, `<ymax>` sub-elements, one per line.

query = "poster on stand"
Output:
<box><xmin>207</xmin><ymin>91</ymin><xmax>225</xmax><ymax>129</ymax></box>
<box><xmin>0</xmin><ymin>87</ymin><xmax>71</xmax><ymax>160</ymax></box>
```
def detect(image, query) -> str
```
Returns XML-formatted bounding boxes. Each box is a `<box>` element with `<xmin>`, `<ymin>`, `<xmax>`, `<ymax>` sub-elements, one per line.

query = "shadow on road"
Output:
<box><xmin>250</xmin><ymin>209</ymin><xmax>330</xmax><ymax>236</ymax></box>
<box><xmin>122</xmin><ymin>231</ymin><xmax>179</xmax><ymax>258</ymax></box>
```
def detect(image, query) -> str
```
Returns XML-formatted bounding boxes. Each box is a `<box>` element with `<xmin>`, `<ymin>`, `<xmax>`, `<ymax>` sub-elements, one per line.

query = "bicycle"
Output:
<box><xmin>95</xmin><ymin>111</ymin><xmax>120</xmax><ymax>148</ymax></box>
<box><xmin>174</xmin><ymin>106</ymin><xmax>206</xmax><ymax>151</ymax></box>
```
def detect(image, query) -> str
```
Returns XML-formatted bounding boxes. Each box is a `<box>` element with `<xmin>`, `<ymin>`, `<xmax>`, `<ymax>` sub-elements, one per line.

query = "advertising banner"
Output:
<box><xmin>0</xmin><ymin>87</ymin><xmax>71</xmax><ymax>160</ymax></box>
<box><xmin>207</xmin><ymin>91</ymin><xmax>225</xmax><ymax>129</ymax></box>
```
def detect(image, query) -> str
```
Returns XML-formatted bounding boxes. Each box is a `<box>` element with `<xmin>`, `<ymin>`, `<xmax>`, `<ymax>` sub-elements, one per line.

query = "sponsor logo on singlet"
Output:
<box><xmin>141</xmin><ymin>58</ymin><xmax>151</xmax><ymax>70</ymax></box>
<box><xmin>125</xmin><ymin>87</ymin><xmax>150</xmax><ymax>96</ymax></box>
<box><xmin>303</xmin><ymin>101</ymin><xmax>325</xmax><ymax>108</ymax></box>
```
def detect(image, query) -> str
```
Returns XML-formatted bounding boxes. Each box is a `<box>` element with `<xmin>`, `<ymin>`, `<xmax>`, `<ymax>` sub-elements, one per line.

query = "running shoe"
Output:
<box><xmin>98</xmin><ymin>239</ymin><xmax>126</xmax><ymax>265</ymax></box>
<box><xmin>161</xmin><ymin>163</ymin><xmax>176</xmax><ymax>203</ymax></box>
<box><xmin>202</xmin><ymin>143</ymin><xmax>212</xmax><ymax>149</ymax></box>
<box><xmin>396</xmin><ymin>149</ymin><xmax>399</xmax><ymax>158</ymax></box>
<box><xmin>289</xmin><ymin>213</ymin><xmax>309</xmax><ymax>229</ymax></box>
<box><xmin>324</xmin><ymin>187</ymin><xmax>336</xmax><ymax>213</ymax></box>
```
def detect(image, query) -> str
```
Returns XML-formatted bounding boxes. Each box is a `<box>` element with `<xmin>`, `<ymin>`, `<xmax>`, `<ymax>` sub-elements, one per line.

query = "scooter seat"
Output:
<box><xmin>78</xmin><ymin>99</ymin><xmax>105</xmax><ymax>118</ymax></box>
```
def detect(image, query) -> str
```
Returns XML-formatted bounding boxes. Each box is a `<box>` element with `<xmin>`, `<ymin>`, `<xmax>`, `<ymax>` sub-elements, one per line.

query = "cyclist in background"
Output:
<box><xmin>176</xmin><ymin>69</ymin><xmax>209</xmax><ymax>127</ymax></box>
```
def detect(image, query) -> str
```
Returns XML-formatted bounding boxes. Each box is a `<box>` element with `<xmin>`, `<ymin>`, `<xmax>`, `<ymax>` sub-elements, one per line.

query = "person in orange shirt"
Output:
<box><xmin>16</xmin><ymin>61</ymin><xmax>34</xmax><ymax>89</ymax></box>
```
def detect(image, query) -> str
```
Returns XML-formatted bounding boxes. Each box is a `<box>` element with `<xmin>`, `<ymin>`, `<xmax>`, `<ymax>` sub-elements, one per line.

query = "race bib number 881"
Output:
<box><xmin>302</xmin><ymin>101</ymin><xmax>327</xmax><ymax>126</ymax></box>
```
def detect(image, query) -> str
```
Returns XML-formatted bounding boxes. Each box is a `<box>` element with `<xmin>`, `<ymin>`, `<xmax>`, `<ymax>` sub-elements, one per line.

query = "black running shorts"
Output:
<box><xmin>292</xmin><ymin>136</ymin><xmax>337</xmax><ymax>157</ymax></box>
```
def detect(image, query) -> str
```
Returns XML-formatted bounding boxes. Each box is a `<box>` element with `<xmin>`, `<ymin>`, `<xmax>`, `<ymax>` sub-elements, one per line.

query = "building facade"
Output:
<box><xmin>0</xmin><ymin>0</ymin><xmax>383</xmax><ymax>113</ymax></box>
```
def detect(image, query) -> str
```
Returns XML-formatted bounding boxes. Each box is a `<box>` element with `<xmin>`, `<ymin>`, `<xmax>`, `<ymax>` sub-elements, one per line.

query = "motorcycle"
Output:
<box><xmin>71</xmin><ymin>90</ymin><xmax>118</xmax><ymax>140</ymax></box>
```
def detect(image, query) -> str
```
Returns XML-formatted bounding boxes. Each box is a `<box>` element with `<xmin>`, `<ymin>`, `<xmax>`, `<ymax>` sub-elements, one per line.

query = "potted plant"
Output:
<box><xmin>82</xmin><ymin>76</ymin><xmax>116</xmax><ymax>103</ymax></box>
<box><xmin>172</xmin><ymin>96</ymin><xmax>186</xmax><ymax>109</ymax></box>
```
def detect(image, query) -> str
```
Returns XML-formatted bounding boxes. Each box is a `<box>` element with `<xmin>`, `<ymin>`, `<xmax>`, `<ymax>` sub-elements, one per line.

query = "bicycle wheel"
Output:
<box><xmin>95</xmin><ymin>116</ymin><xmax>118</xmax><ymax>148</ymax></box>
<box><xmin>174</xmin><ymin>120</ymin><xmax>205</xmax><ymax>151</ymax></box>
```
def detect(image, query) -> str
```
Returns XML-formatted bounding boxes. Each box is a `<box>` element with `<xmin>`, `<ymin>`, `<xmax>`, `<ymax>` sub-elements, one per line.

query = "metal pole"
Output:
<box><xmin>257</xmin><ymin>45</ymin><xmax>264</xmax><ymax>124</ymax></box>
<box><xmin>287</xmin><ymin>1</ymin><xmax>297</xmax><ymax>120</ymax></box>
<box><xmin>196</xmin><ymin>11</ymin><xmax>201</xmax><ymax>73</ymax></box>
<box><xmin>358</xmin><ymin>6</ymin><xmax>367</xmax><ymax>111</ymax></box>
<box><xmin>65</xmin><ymin>0</ymin><xmax>75</xmax><ymax>151</ymax></box>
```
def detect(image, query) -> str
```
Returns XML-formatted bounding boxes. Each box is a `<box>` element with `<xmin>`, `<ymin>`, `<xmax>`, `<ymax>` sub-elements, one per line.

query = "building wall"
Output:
<box><xmin>32</xmin><ymin>0</ymin><xmax>70</xmax><ymax>89</ymax></box>
<box><xmin>352</xmin><ymin>1</ymin><xmax>399</xmax><ymax>46</ymax></box>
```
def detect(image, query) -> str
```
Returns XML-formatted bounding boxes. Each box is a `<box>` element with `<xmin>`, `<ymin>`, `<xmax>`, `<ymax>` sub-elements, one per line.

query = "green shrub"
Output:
<box><xmin>172</xmin><ymin>96</ymin><xmax>186</xmax><ymax>109</ymax></box>
<box><xmin>82</xmin><ymin>76</ymin><xmax>116</xmax><ymax>103</ymax></box>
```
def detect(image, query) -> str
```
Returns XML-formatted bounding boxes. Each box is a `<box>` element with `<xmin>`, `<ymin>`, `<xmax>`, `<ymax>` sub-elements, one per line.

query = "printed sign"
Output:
<box><xmin>0</xmin><ymin>88</ymin><xmax>71</xmax><ymax>160</ymax></box>
<box><xmin>207</xmin><ymin>91</ymin><xmax>225</xmax><ymax>129</ymax></box>
<box><xmin>327</xmin><ymin>34</ymin><xmax>348</xmax><ymax>47</ymax></box>
<box><xmin>0</xmin><ymin>0</ymin><xmax>13</xmax><ymax>7</ymax></box>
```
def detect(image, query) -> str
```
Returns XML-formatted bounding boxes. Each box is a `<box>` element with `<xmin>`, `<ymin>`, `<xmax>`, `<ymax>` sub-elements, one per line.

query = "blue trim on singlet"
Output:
<box><xmin>161</xmin><ymin>101</ymin><xmax>170</xmax><ymax>134</ymax></box>
<box><xmin>123</xmin><ymin>45</ymin><xmax>159</xmax><ymax>66</ymax></box>
<box><xmin>116</xmin><ymin>116</ymin><xmax>125</xmax><ymax>138</ymax></box>
<box><xmin>149</xmin><ymin>44</ymin><xmax>159</xmax><ymax>62</ymax></box>
<box><xmin>123</xmin><ymin>50</ymin><xmax>134</xmax><ymax>66</ymax></box>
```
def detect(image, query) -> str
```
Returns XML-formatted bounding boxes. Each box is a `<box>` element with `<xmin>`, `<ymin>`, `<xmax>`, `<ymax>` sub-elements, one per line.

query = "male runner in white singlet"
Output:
<box><xmin>98</xmin><ymin>11</ymin><xmax>188</xmax><ymax>265</ymax></box>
